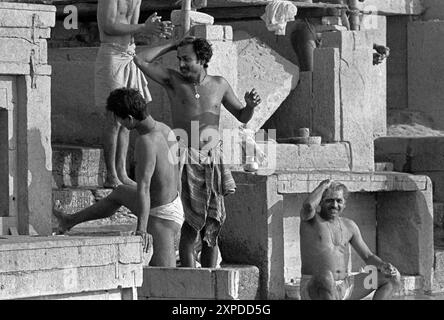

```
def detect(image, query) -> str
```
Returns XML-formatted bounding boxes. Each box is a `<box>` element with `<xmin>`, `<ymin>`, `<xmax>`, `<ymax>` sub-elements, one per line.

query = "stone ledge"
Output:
<box><xmin>0</xmin><ymin>235</ymin><xmax>143</xmax><ymax>300</ymax></box>
<box><xmin>270</xmin><ymin>171</ymin><xmax>431</xmax><ymax>194</ymax></box>
<box><xmin>0</xmin><ymin>3</ymin><xmax>56</xmax><ymax>29</ymax></box>
<box><xmin>138</xmin><ymin>265</ymin><xmax>260</xmax><ymax>300</ymax></box>
<box><xmin>0</xmin><ymin>63</ymin><xmax>52</xmax><ymax>76</ymax></box>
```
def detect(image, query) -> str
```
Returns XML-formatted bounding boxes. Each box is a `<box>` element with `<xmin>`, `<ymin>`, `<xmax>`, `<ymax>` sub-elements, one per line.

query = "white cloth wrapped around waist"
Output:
<box><xmin>94</xmin><ymin>42</ymin><xmax>151</xmax><ymax>108</ymax></box>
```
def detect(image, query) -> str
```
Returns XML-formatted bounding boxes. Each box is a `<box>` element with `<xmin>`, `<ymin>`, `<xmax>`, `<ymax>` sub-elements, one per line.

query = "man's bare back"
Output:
<box><xmin>135</xmin><ymin>121</ymin><xmax>179</xmax><ymax>208</ymax></box>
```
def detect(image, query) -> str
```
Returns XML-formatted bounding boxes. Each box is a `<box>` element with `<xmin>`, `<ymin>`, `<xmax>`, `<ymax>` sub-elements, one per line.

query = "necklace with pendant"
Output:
<box><xmin>193</xmin><ymin>72</ymin><xmax>207</xmax><ymax>99</ymax></box>
<box><xmin>326</xmin><ymin>217</ymin><xmax>343</xmax><ymax>246</ymax></box>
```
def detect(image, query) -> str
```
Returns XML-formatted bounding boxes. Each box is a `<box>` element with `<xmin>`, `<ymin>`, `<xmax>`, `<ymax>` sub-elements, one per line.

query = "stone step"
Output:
<box><xmin>138</xmin><ymin>264</ymin><xmax>260</xmax><ymax>300</ymax></box>
<box><xmin>375</xmin><ymin>162</ymin><xmax>394</xmax><ymax>172</ymax></box>
<box><xmin>228</xmin><ymin>142</ymin><xmax>352</xmax><ymax>172</ymax></box>
<box><xmin>52</xmin><ymin>144</ymin><xmax>106</xmax><ymax>188</ymax></box>
<box><xmin>53</xmin><ymin>142</ymin><xmax>353</xmax><ymax>189</ymax></box>
<box><xmin>52</xmin><ymin>188</ymin><xmax>136</xmax><ymax>229</ymax></box>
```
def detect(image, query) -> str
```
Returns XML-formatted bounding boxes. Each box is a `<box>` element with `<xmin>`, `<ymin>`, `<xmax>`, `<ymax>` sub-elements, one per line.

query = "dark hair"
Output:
<box><xmin>178</xmin><ymin>36</ymin><xmax>213</xmax><ymax>68</ymax></box>
<box><xmin>322</xmin><ymin>182</ymin><xmax>349</xmax><ymax>200</ymax></box>
<box><xmin>106</xmin><ymin>88</ymin><xmax>149</xmax><ymax>121</ymax></box>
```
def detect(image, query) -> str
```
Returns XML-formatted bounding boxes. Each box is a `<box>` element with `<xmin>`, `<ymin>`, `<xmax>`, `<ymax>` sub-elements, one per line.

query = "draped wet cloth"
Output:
<box><xmin>94</xmin><ymin>43</ymin><xmax>152</xmax><ymax>108</ymax></box>
<box><xmin>179</xmin><ymin>141</ymin><xmax>236</xmax><ymax>247</ymax></box>
<box><xmin>261</xmin><ymin>0</ymin><xmax>298</xmax><ymax>35</ymax></box>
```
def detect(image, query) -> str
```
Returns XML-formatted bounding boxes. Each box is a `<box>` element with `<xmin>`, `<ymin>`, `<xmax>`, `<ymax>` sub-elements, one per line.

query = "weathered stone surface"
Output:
<box><xmin>433</xmin><ymin>249</ymin><xmax>444</xmax><ymax>293</ymax></box>
<box><xmin>0</xmin><ymin>38</ymin><xmax>48</xmax><ymax>65</ymax></box>
<box><xmin>312</xmin><ymin>48</ymin><xmax>341</xmax><ymax>142</ymax></box>
<box><xmin>276</xmin><ymin>171</ymin><xmax>429</xmax><ymax>194</ymax></box>
<box><xmin>422</xmin><ymin>0</ymin><xmax>444</xmax><ymax>20</ymax></box>
<box><xmin>377</xmin><ymin>186</ymin><xmax>434</xmax><ymax>291</ymax></box>
<box><xmin>375</xmin><ymin>162</ymin><xmax>394</xmax><ymax>172</ymax></box>
<box><xmin>434</xmin><ymin>203</ymin><xmax>444</xmax><ymax>228</ymax></box>
<box><xmin>230</xmin><ymin>30</ymin><xmax>299</xmax><ymax>132</ymax></box>
<box><xmin>52</xmin><ymin>144</ymin><xmax>106</xmax><ymax>188</ymax></box>
<box><xmin>320</xmin><ymin>31</ymin><xmax>375</xmax><ymax>171</ymax></box>
<box><xmin>263</xmin><ymin>71</ymin><xmax>313</xmax><ymax>139</ymax></box>
<box><xmin>357</xmin><ymin>0</ymin><xmax>423</xmax><ymax>15</ymax></box>
<box><xmin>138</xmin><ymin>265</ymin><xmax>259</xmax><ymax>300</ymax></box>
<box><xmin>408</xmin><ymin>21</ymin><xmax>444</xmax><ymax>130</ymax></box>
<box><xmin>226</xmin><ymin>141</ymin><xmax>351</xmax><ymax>172</ymax></box>
<box><xmin>0</xmin><ymin>235</ymin><xmax>143</xmax><ymax>300</ymax></box>
<box><xmin>0</xmin><ymin>2</ymin><xmax>56</xmax><ymax>29</ymax></box>
<box><xmin>52</xmin><ymin>188</ymin><xmax>136</xmax><ymax>228</ymax></box>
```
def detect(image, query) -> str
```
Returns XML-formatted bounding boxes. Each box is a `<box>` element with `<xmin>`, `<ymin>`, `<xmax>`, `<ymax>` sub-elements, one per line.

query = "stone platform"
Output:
<box><xmin>139</xmin><ymin>265</ymin><xmax>260</xmax><ymax>300</ymax></box>
<box><xmin>0</xmin><ymin>235</ymin><xmax>143</xmax><ymax>299</ymax></box>
<box><xmin>220</xmin><ymin>170</ymin><xmax>434</xmax><ymax>299</ymax></box>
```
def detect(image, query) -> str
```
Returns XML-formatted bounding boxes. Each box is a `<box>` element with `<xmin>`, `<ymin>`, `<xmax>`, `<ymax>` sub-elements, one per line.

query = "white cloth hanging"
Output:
<box><xmin>261</xmin><ymin>0</ymin><xmax>298</xmax><ymax>36</ymax></box>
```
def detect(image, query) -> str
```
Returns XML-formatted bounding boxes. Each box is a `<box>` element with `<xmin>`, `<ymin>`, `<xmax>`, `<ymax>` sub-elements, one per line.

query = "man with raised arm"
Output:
<box><xmin>95</xmin><ymin>0</ymin><xmax>172</xmax><ymax>188</ymax></box>
<box><xmin>133</xmin><ymin>36</ymin><xmax>262</xmax><ymax>267</ymax></box>
<box><xmin>300</xmin><ymin>179</ymin><xmax>401</xmax><ymax>300</ymax></box>
<box><xmin>55</xmin><ymin>88</ymin><xmax>184</xmax><ymax>267</ymax></box>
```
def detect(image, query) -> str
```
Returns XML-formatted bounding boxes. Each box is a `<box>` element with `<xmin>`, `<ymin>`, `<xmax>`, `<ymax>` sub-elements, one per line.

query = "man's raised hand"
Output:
<box><xmin>143</xmin><ymin>12</ymin><xmax>164</xmax><ymax>36</ymax></box>
<box><xmin>245</xmin><ymin>88</ymin><xmax>262</xmax><ymax>109</ymax></box>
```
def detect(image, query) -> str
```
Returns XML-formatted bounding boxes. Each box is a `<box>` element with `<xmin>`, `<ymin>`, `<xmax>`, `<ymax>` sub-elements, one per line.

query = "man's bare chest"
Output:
<box><xmin>117</xmin><ymin>0</ymin><xmax>139</xmax><ymax>19</ymax></box>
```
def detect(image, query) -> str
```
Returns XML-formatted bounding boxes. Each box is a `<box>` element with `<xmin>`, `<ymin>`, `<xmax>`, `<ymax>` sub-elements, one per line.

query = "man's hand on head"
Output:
<box><xmin>245</xmin><ymin>88</ymin><xmax>261</xmax><ymax>109</ymax></box>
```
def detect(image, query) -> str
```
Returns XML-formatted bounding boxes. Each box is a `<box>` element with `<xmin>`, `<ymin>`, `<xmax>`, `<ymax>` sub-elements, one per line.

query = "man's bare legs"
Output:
<box><xmin>307</xmin><ymin>271</ymin><xmax>338</xmax><ymax>300</ymax></box>
<box><xmin>349</xmin><ymin>271</ymin><xmax>401</xmax><ymax>300</ymax></box>
<box><xmin>179</xmin><ymin>221</ymin><xmax>219</xmax><ymax>268</ymax></box>
<box><xmin>116</xmin><ymin>125</ymin><xmax>136</xmax><ymax>186</ymax></box>
<box><xmin>53</xmin><ymin>185</ymin><xmax>179</xmax><ymax>267</ymax></box>
<box><xmin>148</xmin><ymin>216</ymin><xmax>181</xmax><ymax>266</ymax></box>
<box><xmin>103</xmin><ymin>112</ymin><xmax>136</xmax><ymax>188</ymax></box>
<box><xmin>306</xmin><ymin>270</ymin><xmax>401</xmax><ymax>300</ymax></box>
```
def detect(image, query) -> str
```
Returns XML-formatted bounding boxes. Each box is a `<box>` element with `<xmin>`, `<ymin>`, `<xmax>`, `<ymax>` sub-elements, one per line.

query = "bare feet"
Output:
<box><xmin>104</xmin><ymin>175</ymin><xmax>122</xmax><ymax>189</ymax></box>
<box><xmin>53</xmin><ymin>208</ymin><xmax>74</xmax><ymax>234</ymax></box>
<box><xmin>119</xmin><ymin>176</ymin><xmax>137</xmax><ymax>187</ymax></box>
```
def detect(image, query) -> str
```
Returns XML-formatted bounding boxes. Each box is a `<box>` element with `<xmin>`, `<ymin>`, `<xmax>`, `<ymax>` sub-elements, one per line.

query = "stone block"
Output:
<box><xmin>52</xmin><ymin>144</ymin><xmax>106</xmax><ymax>188</ymax></box>
<box><xmin>191</xmin><ymin>24</ymin><xmax>224</xmax><ymax>41</ymax></box>
<box><xmin>408</xmin><ymin>21</ymin><xmax>444</xmax><ymax>130</ymax></box>
<box><xmin>138</xmin><ymin>265</ymin><xmax>259</xmax><ymax>300</ymax></box>
<box><xmin>357</xmin><ymin>0</ymin><xmax>423</xmax><ymax>15</ymax></box>
<box><xmin>375</xmin><ymin>162</ymin><xmax>394</xmax><ymax>172</ymax></box>
<box><xmin>312</xmin><ymin>47</ymin><xmax>341</xmax><ymax>142</ymax></box>
<box><xmin>416</xmin><ymin>171</ymin><xmax>444</xmax><ymax>203</ymax></box>
<box><xmin>0</xmin><ymin>235</ymin><xmax>143</xmax><ymax>300</ymax></box>
<box><xmin>433</xmin><ymin>249</ymin><xmax>444</xmax><ymax>293</ymax></box>
<box><xmin>377</xmin><ymin>186</ymin><xmax>434</xmax><ymax>291</ymax></box>
<box><xmin>229</xmin><ymin>31</ymin><xmax>299</xmax><ymax>132</ymax></box>
<box><xmin>0</xmin><ymin>2</ymin><xmax>56</xmax><ymax>29</ymax></box>
<box><xmin>263</xmin><ymin>71</ymin><xmax>313</xmax><ymax>139</ymax></box>
<box><xmin>0</xmin><ymin>38</ymin><xmax>47</xmax><ymax>65</ymax></box>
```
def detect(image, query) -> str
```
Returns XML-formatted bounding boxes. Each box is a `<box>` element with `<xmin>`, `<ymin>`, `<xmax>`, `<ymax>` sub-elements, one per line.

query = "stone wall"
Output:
<box><xmin>0</xmin><ymin>2</ymin><xmax>55</xmax><ymax>235</ymax></box>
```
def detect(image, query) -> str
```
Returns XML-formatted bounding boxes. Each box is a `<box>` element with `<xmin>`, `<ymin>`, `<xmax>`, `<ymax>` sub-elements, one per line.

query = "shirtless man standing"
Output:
<box><xmin>300</xmin><ymin>179</ymin><xmax>401</xmax><ymax>300</ymax></box>
<box><xmin>96</xmin><ymin>0</ymin><xmax>171</xmax><ymax>188</ymax></box>
<box><xmin>133</xmin><ymin>37</ymin><xmax>262</xmax><ymax>267</ymax></box>
<box><xmin>54</xmin><ymin>88</ymin><xmax>183</xmax><ymax>267</ymax></box>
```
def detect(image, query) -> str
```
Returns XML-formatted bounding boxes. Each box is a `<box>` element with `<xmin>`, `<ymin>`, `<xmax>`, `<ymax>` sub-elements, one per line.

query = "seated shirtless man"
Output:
<box><xmin>54</xmin><ymin>88</ymin><xmax>183</xmax><ymax>267</ymax></box>
<box><xmin>300</xmin><ymin>179</ymin><xmax>401</xmax><ymax>300</ymax></box>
